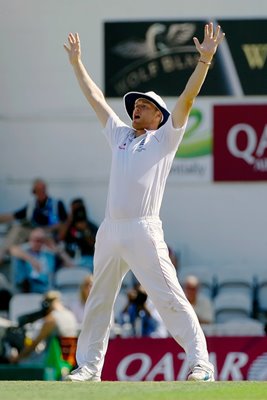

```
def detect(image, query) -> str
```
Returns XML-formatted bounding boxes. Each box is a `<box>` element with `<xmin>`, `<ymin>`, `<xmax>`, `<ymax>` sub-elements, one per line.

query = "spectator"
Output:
<box><xmin>59</xmin><ymin>199</ymin><xmax>98</xmax><ymax>273</ymax></box>
<box><xmin>119</xmin><ymin>283</ymin><xmax>168</xmax><ymax>337</ymax></box>
<box><xmin>183</xmin><ymin>275</ymin><xmax>214</xmax><ymax>325</ymax></box>
<box><xmin>10</xmin><ymin>228</ymin><xmax>73</xmax><ymax>294</ymax></box>
<box><xmin>0</xmin><ymin>178</ymin><xmax>67</xmax><ymax>264</ymax></box>
<box><xmin>67</xmin><ymin>274</ymin><xmax>93</xmax><ymax>325</ymax></box>
<box><xmin>9</xmin><ymin>290</ymin><xmax>78</xmax><ymax>364</ymax></box>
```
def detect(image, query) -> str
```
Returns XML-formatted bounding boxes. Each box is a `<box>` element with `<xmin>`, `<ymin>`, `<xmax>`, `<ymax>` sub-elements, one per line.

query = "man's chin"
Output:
<box><xmin>132</xmin><ymin>120</ymin><xmax>142</xmax><ymax>130</ymax></box>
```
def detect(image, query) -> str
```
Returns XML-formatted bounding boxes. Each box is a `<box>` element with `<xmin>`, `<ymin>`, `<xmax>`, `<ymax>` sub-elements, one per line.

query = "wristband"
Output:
<box><xmin>198</xmin><ymin>59</ymin><xmax>212</xmax><ymax>65</ymax></box>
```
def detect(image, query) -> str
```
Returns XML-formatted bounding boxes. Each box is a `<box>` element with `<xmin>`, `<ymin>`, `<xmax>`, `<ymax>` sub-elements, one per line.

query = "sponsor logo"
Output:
<box><xmin>247</xmin><ymin>352</ymin><xmax>267</xmax><ymax>381</ymax></box>
<box><xmin>119</xmin><ymin>142</ymin><xmax>127</xmax><ymax>150</ymax></box>
<box><xmin>227</xmin><ymin>122</ymin><xmax>267</xmax><ymax>171</ymax></box>
<box><xmin>214</xmin><ymin>104</ymin><xmax>267</xmax><ymax>181</ymax></box>
<box><xmin>105</xmin><ymin>20</ymin><xmax>267</xmax><ymax>96</ymax></box>
<box><xmin>115</xmin><ymin>351</ymin><xmax>252</xmax><ymax>381</ymax></box>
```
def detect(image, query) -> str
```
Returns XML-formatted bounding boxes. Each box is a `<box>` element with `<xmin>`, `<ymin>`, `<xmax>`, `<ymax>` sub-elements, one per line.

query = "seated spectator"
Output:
<box><xmin>9</xmin><ymin>290</ymin><xmax>78</xmax><ymax>364</ymax></box>
<box><xmin>59</xmin><ymin>199</ymin><xmax>98</xmax><ymax>273</ymax></box>
<box><xmin>0</xmin><ymin>178</ymin><xmax>67</xmax><ymax>264</ymax></box>
<box><xmin>10</xmin><ymin>228</ymin><xmax>73</xmax><ymax>294</ymax></box>
<box><xmin>67</xmin><ymin>274</ymin><xmax>93</xmax><ymax>325</ymax></box>
<box><xmin>183</xmin><ymin>275</ymin><xmax>214</xmax><ymax>325</ymax></box>
<box><xmin>119</xmin><ymin>283</ymin><xmax>168</xmax><ymax>338</ymax></box>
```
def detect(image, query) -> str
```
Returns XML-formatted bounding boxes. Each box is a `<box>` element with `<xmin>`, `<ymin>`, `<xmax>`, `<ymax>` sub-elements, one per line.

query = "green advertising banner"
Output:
<box><xmin>169</xmin><ymin>100</ymin><xmax>213</xmax><ymax>182</ymax></box>
<box><xmin>104</xmin><ymin>19</ymin><xmax>267</xmax><ymax>97</ymax></box>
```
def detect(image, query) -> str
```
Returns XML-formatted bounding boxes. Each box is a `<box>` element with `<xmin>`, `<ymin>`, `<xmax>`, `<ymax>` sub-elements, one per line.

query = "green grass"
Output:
<box><xmin>1</xmin><ymin>381</ymin><xmax>267</xmax><ymax>400</ymax></box>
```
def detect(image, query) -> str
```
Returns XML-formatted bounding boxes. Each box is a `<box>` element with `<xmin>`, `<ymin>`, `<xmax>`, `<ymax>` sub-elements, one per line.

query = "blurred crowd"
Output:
<box><xmin>0</xmin><ymin>178</ymin><xmax>98</xmax><ymax>293</ymax></box>
<box><xmin>0</xmin><ymin>178</ymin><xmax>100</xmax><ymax>366</ymax></box>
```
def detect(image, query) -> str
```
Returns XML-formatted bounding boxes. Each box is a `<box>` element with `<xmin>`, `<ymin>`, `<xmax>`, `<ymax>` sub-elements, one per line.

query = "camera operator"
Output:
<box><xmin>59</xmin><ymin>199</ymin><xmax>98</xmax><ymax>273</ymax></box>
<box><xmin>119</xmin><ymin>283</ymin><xmax>168</xmax><ymax>337</ymax></box>
<box><xmin>9</xmin><ymin>291</ymin><xmax>78</xmax><ymax>364</ymax></box>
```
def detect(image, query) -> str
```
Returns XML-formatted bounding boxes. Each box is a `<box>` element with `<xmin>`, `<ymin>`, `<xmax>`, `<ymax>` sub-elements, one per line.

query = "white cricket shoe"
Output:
<box><xmin>187</xmin><ymin>364</ymin><xmax>215</xmax><ymax>382</ymax></box>
<box><xmin>64</xmin><ymin>366</ymin><xmax>101</xmax><ymax>382</ymax></box>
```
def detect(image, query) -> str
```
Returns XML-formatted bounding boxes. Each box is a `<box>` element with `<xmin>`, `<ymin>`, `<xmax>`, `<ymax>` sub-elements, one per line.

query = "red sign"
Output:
<box><xmin>101</xmin><ymin>337</ymin><xmax>267</xmax><ymax>381</ymax></box>
<box><xmin>213</xmin><ymin>104</ymin><xmax>267</xmax><ymax>181</ymax></box>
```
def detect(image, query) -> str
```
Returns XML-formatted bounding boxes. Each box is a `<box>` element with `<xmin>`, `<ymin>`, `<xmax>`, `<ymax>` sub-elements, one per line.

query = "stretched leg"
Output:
<box><xmin>123</xmin><ymin>219</ymin><xmax>213</xmax><ymax>373</ymax></box>
<box><xmin>75</xmin><ymin>221</ymin><xmax>129</xmax><ymax>377</ymax></box>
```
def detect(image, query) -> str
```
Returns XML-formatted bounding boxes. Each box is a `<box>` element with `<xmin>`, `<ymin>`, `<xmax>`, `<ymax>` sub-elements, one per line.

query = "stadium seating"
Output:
<box><xmin>202</xmin><ymin>318</ymin><xmax>265</xmax><ymax>336</ymax></box>
<box><xmin>214</xmin><ymin>292</ymin><xmax>252</xmax><ymax>323</ymax></box>
<box><xmin>54</xmin><ymin>267</ymin><xmax>89</xmax><ymax>293</ymax></box>
<box><xmin>214</xmin><ymin>265</ymin><xmax>255</xmax><ymax>297</ymax></box>
<box><xmin>9</xmin><ymin>292</ymin><xmax>43</xmax><ymax>323</ymax></box>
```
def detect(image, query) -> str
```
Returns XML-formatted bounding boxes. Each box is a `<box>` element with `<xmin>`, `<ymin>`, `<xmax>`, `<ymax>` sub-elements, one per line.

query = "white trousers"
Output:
<box><xmin>76</xmin><ymin>217</ymin><xmax>213</xmax><ymax>377</ymax></box>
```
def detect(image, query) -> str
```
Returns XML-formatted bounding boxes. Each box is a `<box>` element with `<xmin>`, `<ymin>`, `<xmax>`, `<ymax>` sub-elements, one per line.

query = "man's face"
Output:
<box><xmin>132</xmin><ymin>99</ymin><xmax>162</xmax><ymax>130</ymax></box>
<box><xmin>184</xmin><ymin>282</ymin><xmax>198</xmax><ymax>304</ymax></box>
<box><xmin>32</xmin><ymin>181</ymin><xmax>47</xmax><ymax>202</ymax></box>
<box><xmin>29</xmin><ymin>229</ymin><xmax>46</xmax><ymax>252</ymax></box>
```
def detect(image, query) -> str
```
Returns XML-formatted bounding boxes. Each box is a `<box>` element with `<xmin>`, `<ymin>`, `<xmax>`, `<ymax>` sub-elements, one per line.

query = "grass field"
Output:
<box><xmin>1</xmin><ymin>381</ymin><xmax>267</xmax><ymax>400</ymax></box>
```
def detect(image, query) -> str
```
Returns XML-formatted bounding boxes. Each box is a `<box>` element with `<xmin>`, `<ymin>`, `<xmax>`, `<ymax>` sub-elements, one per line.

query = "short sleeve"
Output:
<box><xmin>103</xmin><ymin>114</ymin><xmax>132</xmax><ymax>149</ymax></box>
<box><xmin>154</xmin><ymin>115</ymin><xmax>188</xmax><ymax>152</ymax></box>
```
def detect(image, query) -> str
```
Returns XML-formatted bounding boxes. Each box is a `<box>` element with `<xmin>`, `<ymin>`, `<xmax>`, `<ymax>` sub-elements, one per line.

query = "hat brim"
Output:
<box><xmin>123</xmin><ymin>91</ymin><xmax>170</xmax><ymax>128</ymax></box>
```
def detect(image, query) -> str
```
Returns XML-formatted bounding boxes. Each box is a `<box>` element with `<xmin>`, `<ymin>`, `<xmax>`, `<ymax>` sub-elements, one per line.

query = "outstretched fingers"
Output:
<box><xmin>194</xmin><ymin>22</ymin><xmax>225</xmax><ymax>59</ymax></box>
<box><xmin>63</xmin><ymin>43</ymin><xmax>70</xmax><ymax>53</ymax></box>
<box><xmin>64</xmin><ymin>32</ymin><xmax>81</xmax><ymax>64</ymax></box>
<box><xmin>193</xmin><ymin>36</ymin><xmax>201</xmax><ymax>52</ymax></box>
<box><xmin>205</xmin><ymin>22</ymin><xmax>225</xmax><ymax>43</ymax></box>
<box><xmin>205</xmin><ymin>22</ymin><xmax>213</xmax><ymax>39</ymax></box>
<box><xmin>64</xmin><ymin>32</ymin><xmax>80</xmax><ymax>53</ymax></box>
<box><xmin>214</xmin><ymin>25</ymin><xmax>220</xmax><ymax>41</ymax></box>
<box><xmin>68</xmin><ymin>33</ymin><xmax>75</xmax><ymax>44</ymax></box>
<box><xmin>214</xmin><ymin>26</ymin><xmax>225</xmax><ymax>44</ymax></box>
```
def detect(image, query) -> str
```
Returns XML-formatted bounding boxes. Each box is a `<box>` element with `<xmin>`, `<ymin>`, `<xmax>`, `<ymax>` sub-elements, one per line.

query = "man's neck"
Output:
<box><xmin>36</xmin><ymin>196</ymin><xmax>48</xmax><ymax>206</ymax></box>
<box><xmin>133</xmin><ymin>122</ymin><xmax>159</xmax><ymax>137</ymax></box>
<box><xmin>134</xmin><ymin>129</ymin><xmax>146</xmax><ymax>137</ymax></box>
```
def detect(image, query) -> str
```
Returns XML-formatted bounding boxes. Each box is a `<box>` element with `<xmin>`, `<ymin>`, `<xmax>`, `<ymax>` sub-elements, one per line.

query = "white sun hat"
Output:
<box><xmin>123</xmin><ymin>91</ymin><xmax>170</xmax><ymax>127</ymax></box>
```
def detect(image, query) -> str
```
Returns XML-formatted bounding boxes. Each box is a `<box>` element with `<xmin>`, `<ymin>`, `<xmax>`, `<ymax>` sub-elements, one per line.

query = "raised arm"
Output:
<box><xmin>10</xmin><ymin>245</ymin><xmax>42</xmax><ymax>272</ymax></box>
<box><xmin>172</xmin><ymin>22</ymin><xmax>225</xmax><ymax>128</ymax></box>
<box><xmin>64</xmin><ymin>33</ymin><xmax>114</xmax><ymax>127</ymax></box>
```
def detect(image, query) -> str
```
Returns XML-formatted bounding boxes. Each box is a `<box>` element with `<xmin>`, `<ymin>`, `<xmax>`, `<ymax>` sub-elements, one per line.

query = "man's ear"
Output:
<box><xmin>156</xmin><ymin>110</ymin><xmax>163</xmax><ymax>123</ymax></box>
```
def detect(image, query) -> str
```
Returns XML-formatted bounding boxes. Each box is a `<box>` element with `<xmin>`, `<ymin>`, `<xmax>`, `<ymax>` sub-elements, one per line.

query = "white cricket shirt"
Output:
<box><xmin>103</xmin><ymin>113</ymin><xmax>187</xmax><ymax>219</ymax></box>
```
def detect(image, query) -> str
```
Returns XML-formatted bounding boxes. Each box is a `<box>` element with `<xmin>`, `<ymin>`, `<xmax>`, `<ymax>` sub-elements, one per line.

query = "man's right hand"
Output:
<box><xmin>64</xmin><ymin>32</ymin><xmax>81</xmax><ymax>65</ymax></box>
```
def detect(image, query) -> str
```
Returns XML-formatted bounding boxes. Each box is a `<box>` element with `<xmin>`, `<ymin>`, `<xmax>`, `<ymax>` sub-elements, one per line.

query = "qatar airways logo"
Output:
<box><xmin>227</xmin><ymin>123</ymin><xmax>267</xmax><ymax>171</ymax></box>
<box><xmin>115</xmin><ymin>351</ymin><xmax>267</xmax><ymax>381</ymax></box>
<box><xmin>213</xmin><ymin>104</ymin><xmax>267</xmax><ymax>181</ymax></box>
